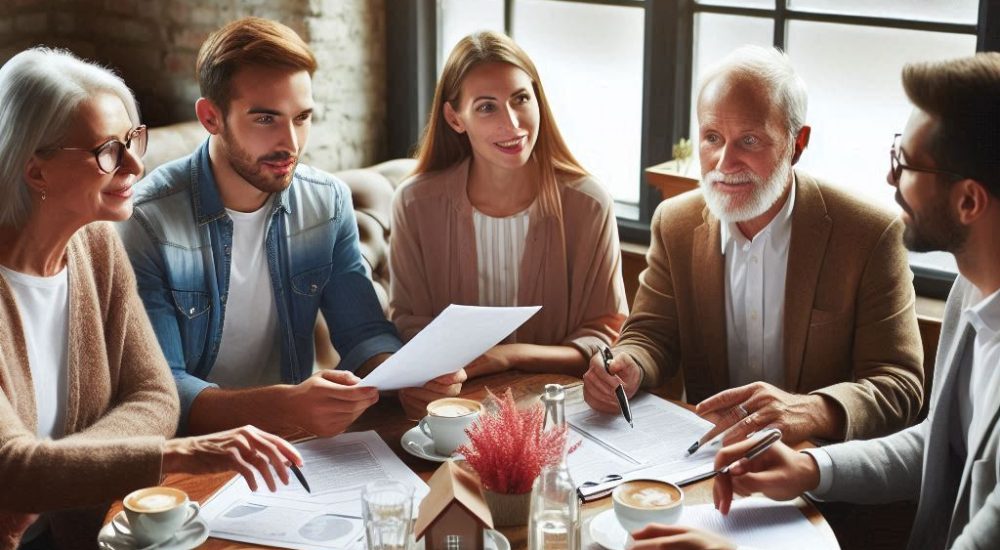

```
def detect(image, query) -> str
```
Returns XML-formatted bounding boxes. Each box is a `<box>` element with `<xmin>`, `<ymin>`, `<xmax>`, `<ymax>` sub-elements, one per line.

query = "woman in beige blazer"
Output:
<box><xmin>390</xmin><ymin>31</ymin><xmax>628</xmax><ymax>402</ymax></box>
<box><xmin>0</xmin><ymin>48</ymin><xmax>302</xmax><ymax>550</ymax></box>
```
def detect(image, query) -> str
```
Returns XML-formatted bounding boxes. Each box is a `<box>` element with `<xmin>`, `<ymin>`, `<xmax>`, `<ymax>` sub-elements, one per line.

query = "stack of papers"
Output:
<box><xmin>566</xmin><ymin>393</ymin><xmax>717</xmax><ymax>500</ymax></box>
<box><xmin>199</xmin><ymin>431</ymin><xmax>429</xmax><ymax>550</ymax></box>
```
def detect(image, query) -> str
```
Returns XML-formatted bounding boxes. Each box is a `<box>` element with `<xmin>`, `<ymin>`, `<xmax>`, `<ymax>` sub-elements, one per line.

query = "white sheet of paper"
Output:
<box><xmin>199</xmin><ymin>431</ymin><xmax>429</xmax><ymax>550</ymax></box>
<box><xmin>568</xmin><ymin>393</ymin><xmax>716</xmax><ymax>498</ymax></box>
<box><xmin>678</xmin><ymin>497</ymin><xmax>837</xmax><ymax>550</ymax></box>
<box><xmin>360</xmin><ymin>304</ymin><xmax>540</xmax><ymax>390</ymax></box>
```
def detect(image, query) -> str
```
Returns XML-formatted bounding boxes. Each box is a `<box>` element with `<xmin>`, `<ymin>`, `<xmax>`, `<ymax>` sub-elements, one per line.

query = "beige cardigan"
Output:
<box><xmin>0</xmin><ymin>223</ymin><xmax>179</xmax><ymax>549</ymax></box>
<box><xmin>389</xmin><ymin>159</ymin><xmax>628</xmax><ymax>360</ymax></box>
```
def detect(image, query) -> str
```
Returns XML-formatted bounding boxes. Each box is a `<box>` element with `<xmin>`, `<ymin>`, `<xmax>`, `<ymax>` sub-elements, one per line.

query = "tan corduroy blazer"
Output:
<box><xmin>389</xmin><ymin>159</ymin><xmax>629</xmax><ymax>361</ymax></box>
<box><xmin>0</xmin><ymin>223</ymin><xmax>179</xmax><ymax>550</ymax></box>
<box><xmin>615</xmin><ymin>171</ymin><xmax>924</xmax><ymax>440</ymax></box>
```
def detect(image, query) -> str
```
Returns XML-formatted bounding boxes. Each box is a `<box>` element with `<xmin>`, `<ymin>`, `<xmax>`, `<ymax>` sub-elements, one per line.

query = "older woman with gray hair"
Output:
<box><xmin>0</xmin><ymin>48</ymin><xmax>303</xmax><ymax>550</ymax></box>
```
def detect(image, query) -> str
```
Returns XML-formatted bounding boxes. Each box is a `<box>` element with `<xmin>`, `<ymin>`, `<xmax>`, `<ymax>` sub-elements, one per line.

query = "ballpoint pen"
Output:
<box><xmin>678</xmin><ymin>428</ymin><xmax>783</xmax><ymax>486</ymax></box>
<box><xmin>289</xmin><ymin>463</ymin><xmax>311</xmax><ymax>493</ymax></box>
<box><xmin>686</xmin><ymin>403</ymin><xmax>749</xmax><ymax>455</ymax></box>
<box><xmin>602</xmin><ymin>346</ymin><xmax>633</xmax><ymax>428</ymax></box>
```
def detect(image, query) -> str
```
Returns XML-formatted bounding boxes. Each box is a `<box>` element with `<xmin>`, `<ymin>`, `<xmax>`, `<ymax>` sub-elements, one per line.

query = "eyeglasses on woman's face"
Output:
<box><xmin>44</xmin><ymin>125</ymin><xmax>148</xmax><ymax>174</ymax></box>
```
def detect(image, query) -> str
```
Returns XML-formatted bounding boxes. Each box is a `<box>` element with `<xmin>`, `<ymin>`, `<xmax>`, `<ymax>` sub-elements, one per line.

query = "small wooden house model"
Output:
<box><xmin>415</xmin><ymin>460</ymin><xmax>494</xmax><ymax>550</ymax></box>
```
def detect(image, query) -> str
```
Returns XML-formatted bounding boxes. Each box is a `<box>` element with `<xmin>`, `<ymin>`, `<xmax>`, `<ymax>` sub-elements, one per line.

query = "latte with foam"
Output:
<box><xmin>125</xmin><ymin>487</ymin><xmax>186</xmax><ymax>513</ymax></box>
<box><xmin>427</xmin><ymin>398</ymin><xmax>481</xmax><ymax>417</ymax></box>
<box><xmin>617</xmin><ymin>481</ymin><xmax>681</xmax><ymax>509</ymax></box>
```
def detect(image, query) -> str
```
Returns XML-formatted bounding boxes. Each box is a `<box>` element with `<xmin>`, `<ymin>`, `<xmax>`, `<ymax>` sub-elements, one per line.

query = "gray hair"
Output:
<box><xmin>0</xmin><ymin>47</ymin><xmax>140</xmax><ymax>228</ymax></box>
<box><xmin>697</xmin><ymin>45</ymin><xmax>808</xmax><ymax>135</ymax></box>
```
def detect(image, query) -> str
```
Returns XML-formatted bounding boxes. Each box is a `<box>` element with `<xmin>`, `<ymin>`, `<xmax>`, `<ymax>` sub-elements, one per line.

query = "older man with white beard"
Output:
<box><xmin>584</xmin><ymin>45</ymin><xmax>924</xmax><ymax>444</ymax></box>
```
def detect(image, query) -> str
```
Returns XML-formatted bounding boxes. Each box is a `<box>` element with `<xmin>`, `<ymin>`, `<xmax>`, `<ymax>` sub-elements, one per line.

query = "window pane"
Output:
<box><xmin>788</xmin><ymin>21</ymin><xmax>974</xmax><ymax>212</ymax></box>
<box><xmin>697</xmin><ymin>0</ymin><xmax>775</xmax><ymax>8</ymax></box>
<box><xmin>689</xmin><ymin>13</ymin><xmax>773</xmax><ymax>172</ymax></box>
<box><xmin>788</xmin><ymin>21</ymin><xmax>974</xmax><ymax>274</ymax></box>
<box><xmin>513</xmin><ymin>0</ymin><xmax>645</xmax><ymax>206</ymax></box>
<box><xmin>788</xmin><ymin>0</ymin><xmax>977</xmax><ymax>25</ymax></box>
<box><xmin>437</xmin><ymin>0</ymin><xmax>505</xmax><ymax>74</ymax></box>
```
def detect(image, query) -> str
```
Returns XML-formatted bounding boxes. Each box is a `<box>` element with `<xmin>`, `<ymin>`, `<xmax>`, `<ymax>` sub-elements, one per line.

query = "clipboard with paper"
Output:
<box><xmin>566</xmin><ymin>393</ymin><xmax>718</xmax><ymax>502</ymax></box>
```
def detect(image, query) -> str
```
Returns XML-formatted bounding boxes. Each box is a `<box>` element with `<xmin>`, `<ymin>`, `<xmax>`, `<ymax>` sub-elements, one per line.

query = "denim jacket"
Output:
<box><xmin>118</xmin><ymin>140</ymin><xmax>402</xmax><ymax>429</ymax></box>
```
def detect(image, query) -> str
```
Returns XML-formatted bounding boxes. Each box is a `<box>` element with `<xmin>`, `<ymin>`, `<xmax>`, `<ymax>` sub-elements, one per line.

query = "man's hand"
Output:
<box><xmin>695</xmin><ymin>382</ymin><xmax>845</xmax><ymax>444</ymax></box>
<box><xmin>284</xmin><ymin>370</ymin><xmax>379</xmax><ymax>437</ymax></box>
<box><xmin>629</xmin><ymin>525</ymin><xmax>736</xmax><ymax>550</ymax></box>
<box><xmin>583</xmin><ymin>351</ymin><xmax>641</xmax><ymax>414</ymax></box>
<box><xmin>398</xmin><ymin>369</ymin><xmax>468</xmax><ymax>420</ymax></box>
<box><xmin>162</xmin><ymin>425</ymin><xmax>302</xmax><ymax>492</ymax></box>
<box><xmin>0</xmin><ymin>513</ymin><xmax>38</xmax><ymax>550</ymax></box>
<box><xmin>712</xmin><ymin>438</ymin><xmax>820</xmax><ymax>515</ymax></box>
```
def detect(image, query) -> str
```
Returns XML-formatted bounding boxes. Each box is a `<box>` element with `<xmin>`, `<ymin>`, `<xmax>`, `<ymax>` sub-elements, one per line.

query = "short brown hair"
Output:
<box><xmin>196</xmin><ymin>17</ymin><xmax>317</xmax><ymax>113</ymax></box>
<box><xmin>902</xmin><ymin>52</ymin><xmax>1000</xmax><ymax>196</ymax></box>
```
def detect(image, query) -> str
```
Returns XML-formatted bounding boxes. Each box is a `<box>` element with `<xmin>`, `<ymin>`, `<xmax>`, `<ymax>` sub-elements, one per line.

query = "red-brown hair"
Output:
<box><xmin>196</xmin><ymin>17</ymin><xmax>317</xmax><ymax>113</ymax></box>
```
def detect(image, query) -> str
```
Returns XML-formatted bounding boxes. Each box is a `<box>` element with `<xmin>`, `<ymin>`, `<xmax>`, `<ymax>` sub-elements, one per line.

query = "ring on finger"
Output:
<box><xmin>736</xmin><ymin>403</ymin><xmax>749</xmax><ymax>418</ymax></box>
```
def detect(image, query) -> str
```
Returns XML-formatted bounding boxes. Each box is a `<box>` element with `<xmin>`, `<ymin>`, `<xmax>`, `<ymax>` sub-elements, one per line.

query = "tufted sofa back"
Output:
<box><xmin>143</xmin><ymin>121</ymin><xmax>416</xmax><ymax>311</ymax></box>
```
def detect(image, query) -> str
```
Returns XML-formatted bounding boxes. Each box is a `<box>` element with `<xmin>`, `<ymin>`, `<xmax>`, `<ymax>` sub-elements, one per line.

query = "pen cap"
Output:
<box><xmin>541</xmin><ymin>384</ymin><xmax>566</xmax><ymax>431</ymax></box>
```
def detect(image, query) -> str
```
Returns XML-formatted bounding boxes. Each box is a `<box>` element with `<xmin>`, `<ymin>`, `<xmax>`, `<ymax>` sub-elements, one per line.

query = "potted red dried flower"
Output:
<box><xmin>455</xmin><ymin>389</ymin><xmax>571</xmax><ymax>527</ymax></box>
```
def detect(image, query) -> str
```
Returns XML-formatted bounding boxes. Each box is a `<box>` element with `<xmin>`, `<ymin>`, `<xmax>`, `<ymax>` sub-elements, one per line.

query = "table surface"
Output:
<box><xmin>105</xmin><ymin>372</ymin><xmax>839</xmax><ymax>549</ymax></box>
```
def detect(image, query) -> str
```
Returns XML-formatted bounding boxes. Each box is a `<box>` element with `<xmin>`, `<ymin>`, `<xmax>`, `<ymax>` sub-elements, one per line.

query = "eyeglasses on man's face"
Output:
<box><xmin>45</xmin><ymin>125</ymin><xmax>148</xmax><ymax>174</ymax></box>
<box><xmin>889</xmin><ymin>133</ymin><xmax>965</xmax><ymax>186</ymax></box>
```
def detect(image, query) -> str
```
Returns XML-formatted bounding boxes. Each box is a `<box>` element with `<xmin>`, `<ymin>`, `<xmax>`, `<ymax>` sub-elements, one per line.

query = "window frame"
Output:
<box><xmin>387</xmin><ymin>0</ymin><xmax>1000</xmax><ymax>298</ymax></box>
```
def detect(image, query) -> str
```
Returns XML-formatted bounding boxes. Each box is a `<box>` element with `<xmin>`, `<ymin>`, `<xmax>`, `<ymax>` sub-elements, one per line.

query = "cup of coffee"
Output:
<box><xmin>418</xmin><ymin>397</ymin><xmax>483</xmax><ymax>456</ymax></box>
<box><xmin>122</xmin><ymin>486</ymin><xmax>200</xmax><ymax>546</ymax></box>
<box><xmin>612</xmin><ymin>479</ymin><xmax>684</xmax><ymax>534</ymax></box>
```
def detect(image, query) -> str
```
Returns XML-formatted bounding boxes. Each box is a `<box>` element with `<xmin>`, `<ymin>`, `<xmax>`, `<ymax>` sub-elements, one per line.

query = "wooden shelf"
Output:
<box><xmin>645</xmin><ymin>159</ymin><xmax>699</xmax><ymax>201</ymax></box>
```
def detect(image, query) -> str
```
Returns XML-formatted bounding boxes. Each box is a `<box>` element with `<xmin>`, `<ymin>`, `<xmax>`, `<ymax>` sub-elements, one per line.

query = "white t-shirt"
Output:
<box><xmin>0</xmin><ymin>265</ymin><xmax>69</xmax><ymax>439</ymax></box>
<box><xmin>208</xmin><ymin>201</ymin><xmax>281</xmax><ymax>388</ymax></box>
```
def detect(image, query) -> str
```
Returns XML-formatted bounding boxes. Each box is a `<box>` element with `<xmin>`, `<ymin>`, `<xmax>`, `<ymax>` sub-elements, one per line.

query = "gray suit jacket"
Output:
<box><xmin>813</xmin><ymin>276</ymin><xmax>1000</xmax><ymax>549</ymax></box>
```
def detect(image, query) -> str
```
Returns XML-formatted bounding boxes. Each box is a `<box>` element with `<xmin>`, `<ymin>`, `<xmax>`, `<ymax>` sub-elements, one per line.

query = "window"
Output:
<box><xmin>395</xmin><ymin>0</ymin><xmax>999</xmax><ymax>297</ymax></box>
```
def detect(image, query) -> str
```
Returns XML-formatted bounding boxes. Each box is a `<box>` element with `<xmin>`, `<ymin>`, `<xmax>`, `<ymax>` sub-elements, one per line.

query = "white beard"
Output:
<box><xmin>699</xmin><ymin>158</ymin><xmax>792</xmax><ymax>224</ymax></box>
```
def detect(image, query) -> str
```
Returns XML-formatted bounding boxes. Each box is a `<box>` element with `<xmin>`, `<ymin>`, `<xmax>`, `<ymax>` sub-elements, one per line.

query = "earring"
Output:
<box><xmin>41</xmin><ymin>189</ymin><xmax>46</xmax><ymax>201</ymax></box>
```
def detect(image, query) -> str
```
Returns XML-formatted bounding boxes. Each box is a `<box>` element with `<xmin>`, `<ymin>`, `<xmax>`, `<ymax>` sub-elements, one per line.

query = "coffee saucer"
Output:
<box><xmin>589</xmin><ymin>509</ymin><xmax>630</xmax><ymax>550</ymax></box>
<box><xmin>414</xmin><ymin>529</ymin><xmax>510</xmax><ymax>550</ymax></box>
<box><xmin>97</xmin><ymin>511</ymin><xmax>209</xmax><ymax>550</ymax></box>
<box><xmin>401</xmin><ymin>425</ymin><xmax>452</xmax><ymax>462</ymax></box>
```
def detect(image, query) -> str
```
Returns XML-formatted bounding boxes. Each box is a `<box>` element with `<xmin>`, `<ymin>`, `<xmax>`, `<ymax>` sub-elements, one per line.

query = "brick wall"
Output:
<box><xmin>0</xmin><ymin>0</ymin><xmax>387</xmax><ymax>169</ymax></box>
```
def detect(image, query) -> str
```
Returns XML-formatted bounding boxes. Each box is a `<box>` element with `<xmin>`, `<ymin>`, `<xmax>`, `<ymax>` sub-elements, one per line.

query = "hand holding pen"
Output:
<box><xmin>582</xmin><ymin>348</ymin><xmax>642</xmax><ymax>421</ymax></box>
<box><xmin>711</xmin><ymin>428</ymin><xmax>822</xmax><ymax>515</ymax></box>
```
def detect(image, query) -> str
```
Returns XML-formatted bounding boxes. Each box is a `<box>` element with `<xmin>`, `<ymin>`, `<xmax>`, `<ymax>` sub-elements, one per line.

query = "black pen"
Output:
<box><xmin>602</xmin><ymin>347</ymin><xmax>633</xmax><ymax>428</ymax></box>
<box><xmin>289</xmin><ymin>463</ymin><xmax>311</xmax><ymax>493</ymax></box>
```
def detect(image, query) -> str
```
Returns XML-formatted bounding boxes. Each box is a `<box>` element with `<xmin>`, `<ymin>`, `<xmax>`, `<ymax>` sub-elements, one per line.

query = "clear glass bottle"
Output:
<box><xmin>528</xmin><ymin>384</ymin><xmax>581</xmax><ymax>550</ymax></box>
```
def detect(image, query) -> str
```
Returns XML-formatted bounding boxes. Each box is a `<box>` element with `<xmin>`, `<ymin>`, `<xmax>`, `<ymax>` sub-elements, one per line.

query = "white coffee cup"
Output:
<box><xmin>122</xmin><ymin>486</ymin><xmax>200</xmax><ymax>546</ymax></box>
<box><xmin>612</xmin><ymin>479</ymin><xmax>684</xmax><ymax>534</ymax></box>
<box><xmin>418</xmin><ymin>397</ymin><xmax>483</xmax><ymax>456</ymax></box>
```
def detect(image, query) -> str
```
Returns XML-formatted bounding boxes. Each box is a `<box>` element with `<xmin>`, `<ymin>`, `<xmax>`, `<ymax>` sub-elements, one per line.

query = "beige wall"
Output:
<box><xmin>0</xmin><ymin>0</ymin><xmax>387</xmax><ymax>169</ymax></box>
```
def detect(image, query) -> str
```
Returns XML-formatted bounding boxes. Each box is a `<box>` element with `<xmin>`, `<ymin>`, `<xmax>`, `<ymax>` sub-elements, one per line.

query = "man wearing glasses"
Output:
<box><xmin>118</xmin><ymin>18</ymin><xmax>465</xmax><ymax>437</ymax></box>
<box><xmin>585</xmin><ymin>45</ymin><xmax>924</xmax><ymax>446</ymax></box>
<box><xmin>701</xmin><ymin>52</ymin><xmax>1000</xmax><ymax>550</ymax></box>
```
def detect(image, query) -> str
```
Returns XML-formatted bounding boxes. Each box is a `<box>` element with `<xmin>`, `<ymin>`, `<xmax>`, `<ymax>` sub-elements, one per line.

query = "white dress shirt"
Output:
<box><xmin>807</xmin><ymin>284</ymin><xmax>1000</xmax><ymax>494</ymax></box>
<box><xmin>722</xmin><ymin>178</ymin><xmax>796</xmax><ymax>388</ymax></box>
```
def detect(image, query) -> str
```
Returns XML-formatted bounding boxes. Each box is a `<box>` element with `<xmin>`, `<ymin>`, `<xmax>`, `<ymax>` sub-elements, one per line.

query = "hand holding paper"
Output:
<box><xmin>359</xmin><ymin>304</ymin><xmax>540</xmax><ymax>391</ymax></box>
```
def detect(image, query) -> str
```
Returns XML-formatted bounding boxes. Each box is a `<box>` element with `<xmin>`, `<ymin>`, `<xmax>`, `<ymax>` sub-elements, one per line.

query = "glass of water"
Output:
<box><xmin>362</xmin><ymin>480</ymin><xmax>414</xmax><ymax>550</ymax></box>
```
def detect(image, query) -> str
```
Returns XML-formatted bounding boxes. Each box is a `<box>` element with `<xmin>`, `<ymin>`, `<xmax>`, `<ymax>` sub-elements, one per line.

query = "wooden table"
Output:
<box><xmin>105</xmin><ymin>372</ymin><xmax>838</xmax><ymax>549</ymax></box>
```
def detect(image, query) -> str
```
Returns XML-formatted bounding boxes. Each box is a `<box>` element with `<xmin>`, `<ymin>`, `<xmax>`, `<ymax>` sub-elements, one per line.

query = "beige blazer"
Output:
<box><xmin>615</xmin><ymin>171</ymin><xmax>924</xmax><ymax>440</ymax></box>
<box><xmin>389</xmin><ymin>159</ymin><xmax>628</xmax><ymax>360</ymax></box>
<box><xmin>0</xmin><ymin>223</ymin><xmax>179</xmax><ymax>549</ymax></box>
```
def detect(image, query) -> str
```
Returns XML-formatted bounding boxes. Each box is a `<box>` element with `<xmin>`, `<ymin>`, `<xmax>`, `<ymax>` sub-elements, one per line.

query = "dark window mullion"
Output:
<box><xmin>774</xmin><ymin>0</ymin><xmax>787</xmax><ymax>49</ymax></box>
<box><xmin>505</xmin><ymin>0</ymin><xmax>515</xmax><ymax>36</ymax></box>
<box><xmin>979</xmin><ymin>0</ymin><xmax>1000</xmax><ymax>51</ymax></box>
<box><xmin>694</xmin><ymin>4</ymin><xmax>976</xmax><ymax>35</ymax></box>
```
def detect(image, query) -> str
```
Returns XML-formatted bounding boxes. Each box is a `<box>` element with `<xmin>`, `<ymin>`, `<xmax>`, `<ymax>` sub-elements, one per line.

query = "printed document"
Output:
<box><xmin>677</xmin><ymin>497</ymin><xmax>836</xmax><ymax>549</ymax></box>
<box><xmin>360</xmin><ymin>304</ymin><xmax>540</xmax><ymax>390</ymax></box>
<box><xmin>567</xmin><ymin>393</ymin><xmax>717</xmax><ymax>499</ymax></box>
<box><xmin>199</xmin><ymin>431</ymin><xmax>429</xmax><ymax>550</ymax></box>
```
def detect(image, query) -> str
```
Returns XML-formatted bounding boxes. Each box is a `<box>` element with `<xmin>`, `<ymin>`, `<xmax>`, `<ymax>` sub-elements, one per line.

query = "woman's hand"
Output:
<box><xmin>162</xmin><ymin>425</ymin><xmax>302</xmax><ymax>492</ymax></box>
<box><xmin>629</xmin><ymin>525</ymin><xmax>736</xmax><ymax>550</ymax></box>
